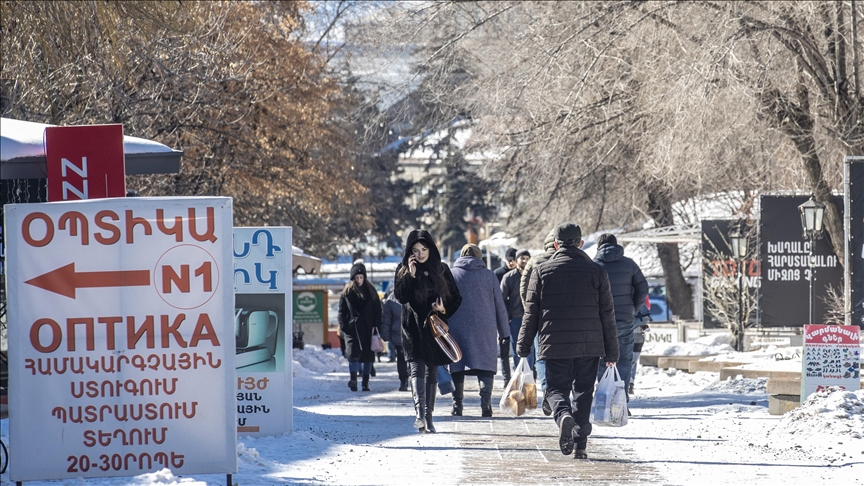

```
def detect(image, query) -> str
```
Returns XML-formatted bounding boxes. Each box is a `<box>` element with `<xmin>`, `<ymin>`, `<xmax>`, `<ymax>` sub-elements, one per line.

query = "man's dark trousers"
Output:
<box><xmin>545</xmin><ymin>357</ymin><xmax>600</xmax><ymax>448</ymax></box>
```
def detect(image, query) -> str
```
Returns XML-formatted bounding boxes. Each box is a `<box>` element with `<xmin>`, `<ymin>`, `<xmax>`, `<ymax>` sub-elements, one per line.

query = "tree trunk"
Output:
<box><xmin>646</xmin><ymin>184</ymin><xmax>694</xmax><ymax>320</ymax></box>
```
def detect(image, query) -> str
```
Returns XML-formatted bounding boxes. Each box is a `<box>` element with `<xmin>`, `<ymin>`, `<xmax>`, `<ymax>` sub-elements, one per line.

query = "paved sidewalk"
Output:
<box><xmin>303</xmin><ymin>359</ymin><xmax>658</xmax><ymax>485</ymax></box>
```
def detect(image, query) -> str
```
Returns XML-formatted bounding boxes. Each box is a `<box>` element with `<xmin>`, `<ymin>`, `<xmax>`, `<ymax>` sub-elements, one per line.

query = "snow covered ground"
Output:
<box><xmin>1</xmin><ymin>340</ymin><xmax>862</xmax><ymax>485</ymax></box>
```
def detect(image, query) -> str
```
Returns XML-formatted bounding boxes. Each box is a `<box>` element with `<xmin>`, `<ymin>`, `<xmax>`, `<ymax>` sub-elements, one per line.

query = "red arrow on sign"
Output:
<box><xmin>25</xmin><ymin>263</ymin><xmax>150</xmax><ymax>298</ymax></box>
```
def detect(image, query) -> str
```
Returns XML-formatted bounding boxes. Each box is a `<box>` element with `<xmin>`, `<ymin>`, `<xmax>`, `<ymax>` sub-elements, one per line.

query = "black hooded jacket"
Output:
<box><xmin>337</xmin><ymin>273</ymin><xmax>381</xmax><ymax>363</ymax></box>
<box><xmin>393</xmin><ymin>229</ymin><xmax>463</xmax><ymax>366</ymax></box>
<box><xmin>593</xmin><ymin>244</ymin><xmax>649</xmax><ymax>324</ymax></box>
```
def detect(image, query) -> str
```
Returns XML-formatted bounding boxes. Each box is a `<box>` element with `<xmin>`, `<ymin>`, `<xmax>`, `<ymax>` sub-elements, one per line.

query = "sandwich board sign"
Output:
<box><xmin>233</xmin><ymin>227</ymin><xmax>293</xmax><ymax>437</ymax></box>
<box><xmin>4</xmin><ymin>196</ymin><xmax>237</xmax><ymax>481</ymax></box>
<box><xmin>801</xmin><ymin>324</ymin><xmax>861</xmax><ymax>401</ymax></box>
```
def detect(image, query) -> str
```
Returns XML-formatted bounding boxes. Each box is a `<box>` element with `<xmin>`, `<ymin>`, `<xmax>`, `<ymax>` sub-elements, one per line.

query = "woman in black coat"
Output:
<box><xmin>394</xmin><ymin>229</ymin><xmax>462</xmax><ymax>433</ymax></box>
<box><xmin>338</xmin><ymin>263</ymin><xmax>382</xmax><ymax>391</ymax></box>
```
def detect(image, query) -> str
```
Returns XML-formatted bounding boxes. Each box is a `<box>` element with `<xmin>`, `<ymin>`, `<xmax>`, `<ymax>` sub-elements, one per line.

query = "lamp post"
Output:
<box><xmin>798</xmin><ymin>197</ymin><xmax>826</xmax><ymax>324</ymax></box>
<box><xmin>729</xmin><ymin>230</ymin><xmax>748</xmax><ymax>352</ymax></box>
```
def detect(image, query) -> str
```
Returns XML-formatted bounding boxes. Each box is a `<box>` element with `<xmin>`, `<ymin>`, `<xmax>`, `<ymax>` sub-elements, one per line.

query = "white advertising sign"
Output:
<box><xmin>4</xmin><ymin>197</ymin><xmax>237</xmax><ymax>481</ymax></box>
<box><xmin>233</xmin><ymin>227</ymin><xmax>293</xmax><ymax>437</ymax></box>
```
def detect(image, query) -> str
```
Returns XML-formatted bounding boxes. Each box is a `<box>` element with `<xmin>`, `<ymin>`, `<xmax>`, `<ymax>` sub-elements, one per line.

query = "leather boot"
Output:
<box><xmin>500</xmin><ymin>341</ymin><xmax>512</xmax><ymax>384</ymax></box>
<box><xmin>362</xmin><ymin>375</ymin><xmax>370</xmax><ymax>391</ymax></box>
<box><xmin>479</xmin><ymin>375</ymin><xmax>494</xmax><ymax>417</ymax></box>
<box><xmin>425</xmin><ymin>377</ymin><xmax>438</xmax><ymax>433</ymax></box>
<box><xmin>410</xmin><ymin>373</ymin><xmax>427</xmax><ymax>432</ymax></box>
<box><xmin>451</xmin><ymin>379</ymin><xmax>464</xmax><ymax>416</ymax></box>
<box><xmin>348</xmin><ymin>371</ymin><xmax>358</xmax><ymax>392</ymax></box>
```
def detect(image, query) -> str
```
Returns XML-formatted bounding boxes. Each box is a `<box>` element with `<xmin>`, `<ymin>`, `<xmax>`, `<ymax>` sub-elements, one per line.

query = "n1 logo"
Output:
<box><xmin>155</xmin><ymin>244</ymin><xmax>220</xmax><ymax>309</ymax></box>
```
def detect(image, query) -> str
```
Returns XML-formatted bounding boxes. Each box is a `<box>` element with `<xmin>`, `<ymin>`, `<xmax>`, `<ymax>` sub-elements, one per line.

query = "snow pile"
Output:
<box><xmin>293</xmin><ymin>345</ymin><xmax>346</xmax><ymax>376</ymax></box>
<box><xmin>644</xmin><ymin>333</ymin><xmax>735</xmax><ymax>356</ymax></box>
<box><xmin>129</xmin><ymin>469</ymin><xmax>205</xmax><ymax>485</ymax></box>
<box><xmin>772</xmin><ymin>387</ymin><xmax>864</xmax><ymax>440</ymax></box>
<box><xmin>704</xmin><ymin>376</ymin><xmax>767</xmax><ymax>395</ymax></box>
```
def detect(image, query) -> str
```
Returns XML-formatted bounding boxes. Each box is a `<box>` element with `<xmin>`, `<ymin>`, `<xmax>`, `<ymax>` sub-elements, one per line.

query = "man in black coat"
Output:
<box><xmin>592</xmin><ymin>234</ymin><xmax>649</xmax><ymax>391</ymax></box>
<box><xmin>517</xmin><ymin>223</ymin><xmax>618</xmax><ymax>459</ymax></box>
<box><xmin>495</xmin><ymin>247</ymin><xmax>518</xmax><ymax>383</ymax></box>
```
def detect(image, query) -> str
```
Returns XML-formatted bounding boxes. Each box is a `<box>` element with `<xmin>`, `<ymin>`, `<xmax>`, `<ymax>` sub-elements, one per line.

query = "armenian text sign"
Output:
<box><xmin>4</xmin><ymin>197</ymin><xmax>236</xmax><ymax>481</ymax></box>
<box><xmin>801</xmin><ymin>325</ymin><xmax>861</xmax><ymax>401</ymax></box>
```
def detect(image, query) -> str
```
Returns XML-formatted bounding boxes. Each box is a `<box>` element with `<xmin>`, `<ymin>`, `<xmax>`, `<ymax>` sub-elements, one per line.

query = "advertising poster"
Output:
<box><xmin>759</xmin><ymin>195</ymin><xmax>844</xmax><ymax>327</ymax></box>
<box><xmin>233</xmin><ymin>227</ymin><xmax>293</xmax><ymax>437</ymax></box>
<box><xmin>850</xmin><ymin>158</ymin><xmax>864</xmax><ymax>327</ymax></box>
<box><xmin>701</xmin><ymin>220</ymin><xmax>760</xmax><ymax>329</ymax></box>
<box><xmin>4</xmin><ymin>197</ymin><xmax>236</xmax><ymax>481</ymax></box>
<box><xmin>801</xmin><ymin>325</ymin><xmax>861</xmax><ymax>400</ymax></box>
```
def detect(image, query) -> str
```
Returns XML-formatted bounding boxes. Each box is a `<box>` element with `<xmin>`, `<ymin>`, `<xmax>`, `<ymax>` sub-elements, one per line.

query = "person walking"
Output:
<box><xmin>592</xmin><ymin>234</ymin><xmax>649</xmax><ymax>392</ymax></box>
<box><xmin>394</xmin><ymin>229</ymin><xmax>462</xmax><ymax>433</ymax></box>
<box><xmin>630</xmin><ymin>300</ymin><xmax>651</xmax><ymax>395</ymax></box>
<box><xmin>494</xmin><ymin>247</ymin><xmax>517</xmax><ymax>384</ymax></box>
<box><xmin>447</xmin><ymin>244</ymin><xmax>510</xmax><ymax>417</ymax></box>
<box><xmin>380</xmin><ymin>289</ymin><xmax>409</xmax><ymax>391</ymax></box>
<box><xmin>493</xmin><ymin>247</ymin><xmax>518</xmax><ymax>282</ymax></box>
<box><xmin>501</xmin><ymin>249</ymin><xmax>533</xmax><ymax>371</ymax></box>
<box><xmin>517</xmin><ymin>223</ymin><xmax>618</xmax><ymax>459</ymax></box>
<box><xmin>337</xmin><ymin>263</ymin><xmax>382</xmax><ymax>392</ymax></box>
<box><xmin>519</xmin><ymin>231</ymin><xmax>557</xmax><ymax>415</ymax></box>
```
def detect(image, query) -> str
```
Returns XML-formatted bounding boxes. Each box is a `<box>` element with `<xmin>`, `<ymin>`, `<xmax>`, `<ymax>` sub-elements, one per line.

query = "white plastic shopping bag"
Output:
<box><xmin>590</xmin><ymin>365</ymin><xmax>628</xmax><ymax>427</ymax></box>
<box><xmin>498</xmin><ymin>357</ymin><xmax>538</xmax><ymax>416</ymax></box>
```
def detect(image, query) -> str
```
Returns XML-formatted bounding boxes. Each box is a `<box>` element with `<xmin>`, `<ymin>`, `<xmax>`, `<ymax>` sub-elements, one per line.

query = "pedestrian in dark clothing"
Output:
<box><xmin>518</xmin><ymin>223</ymin><xmax>618</xmax><ymax>459</ymax></box>
<box><xmin>592</xmin><ymin>234</ymin><xmax>649</xmax><ymax>391</ymax></box>
<box><xmin>448</xmin><ymin>244</ymin><xmax>510</xmax><ymax>417</ymax></box>
<box><xmin>394</xmin><ymin>229</ymin><xmax>462</xmax><ymax>433</ymax></box>
<box><xmin>519</xmin><ymin>231</ymin><xmax>556</xmax><ymax>415</ymax></box>
<box><xmin>380</xmin><ymin>289</ymin><xmax>409</xmax><ymax>391</ymax></box>
<box><xmin>501</xmin><ymin>249</ymin><xmax>533</xmax><ymax>370</ymax></box>
<box><xmin>630</xmin><ymin>300</ymin><xmax>651</xmax><ymax>395</ymax></box>
<box><xmin>493</xmin><ymin>247</ymin><xmax>518</xmax><ymax>282</ymax></box>
<box><xmin>338</xmin><ymin>263</ymin><xmax>382</xmax><ymax>392</ymax></box>
<box><xmin>495</xmin><ymin>247</ymin><xmax>518</xmax><ymax>383</ymax></box>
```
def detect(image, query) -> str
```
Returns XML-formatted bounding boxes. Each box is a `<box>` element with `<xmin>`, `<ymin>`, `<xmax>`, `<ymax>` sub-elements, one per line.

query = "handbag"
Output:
<box><xmin>426</xmin><ymin>312</ymin><xmax>463</xmax><ymax>362</ymax></box>
<box><xmin>370</xmin><ymin>328</ymin><xmax>384</xmax><ymax>353</ymax></box>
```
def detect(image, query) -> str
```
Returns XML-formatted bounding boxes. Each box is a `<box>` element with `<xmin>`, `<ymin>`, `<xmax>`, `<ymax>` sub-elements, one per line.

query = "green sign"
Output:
<box><xmin>293</xmin><ymin>290</ymin><xmax>324</xmax><ymax>324</ymax></box>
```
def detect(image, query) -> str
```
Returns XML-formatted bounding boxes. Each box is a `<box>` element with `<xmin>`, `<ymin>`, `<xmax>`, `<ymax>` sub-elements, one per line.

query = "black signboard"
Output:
<box><xmin>850</xmin><ymin>159</ymin><xmax>864</xmax><ymax>327</ymax></box>
<box><xmin>760</xmin><ymin>195</ymin><xmax>844</xmax><ymax>327</ymax></box>
<box><xmin>701</xmin><ymin>220</ymin><xmax>759</xmax><ymax>329</ymax></box>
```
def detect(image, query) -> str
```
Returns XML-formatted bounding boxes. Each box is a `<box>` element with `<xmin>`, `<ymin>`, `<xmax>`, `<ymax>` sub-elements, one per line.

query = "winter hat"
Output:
<box><xmin>460</xmin><ymin>243</ymin><xmax>483</xmax><ymax>259</ymax></box>
<box><xmin>350</xmin><ymin>263</ymin><xmax>367</xmax><ymax>280</ymax></box>
<box><xmin>543</xmin><ymin>231</ymin><xmax>556</xmax><ymax>250</ymax></box>
<box><xmin>504</xmin><ymin>248</ymin><xmax>517</xmax><ymax>261</ymax></box>
<box><xmin>516</xmin><ymin>249</ymin><xmax>531</xmax><ymax>259</ymax></box>
<box><xmin>554</xmin><ymin>223</ymin><xmax>582</xmax><ymax>243</ymax></box>
<box><xmin>597</xmin><ymin>233</ymin><xmax>618</xmax><ymax>248</ymax></box>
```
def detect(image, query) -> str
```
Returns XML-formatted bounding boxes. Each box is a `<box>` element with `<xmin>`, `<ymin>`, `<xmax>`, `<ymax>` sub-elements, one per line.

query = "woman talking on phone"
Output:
<box><xmin>394</xmin><ymin>229</ymin><xmax>462</xmax><ymax>433</ymax></box>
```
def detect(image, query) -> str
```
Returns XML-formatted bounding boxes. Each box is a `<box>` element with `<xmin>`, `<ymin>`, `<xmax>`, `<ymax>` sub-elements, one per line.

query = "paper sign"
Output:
<box><xmin>801</xmin><ymin>324</ymin><xmax>861</xmax><ymax>401</ymax></box>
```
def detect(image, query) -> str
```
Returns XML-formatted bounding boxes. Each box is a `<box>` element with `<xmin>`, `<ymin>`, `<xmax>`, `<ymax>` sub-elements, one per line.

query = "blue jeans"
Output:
<box><xmin>509</xmin><ymin>317</ymin><xmax>534</xmax><ymax>370</ymax></box>
<box><xmin>597</xmin><ymin>321</ymin><xmax>634</xmax><ymax>388</ymax></box>
<box><xmin>349</xmin><ymin>361</ymin><xmax>373</xmax><ymax>375</ymax></box>
<box><xmin>534</xmin><ymin>333</ymin><xmax>546</xmax><ymax>391</ymax></box>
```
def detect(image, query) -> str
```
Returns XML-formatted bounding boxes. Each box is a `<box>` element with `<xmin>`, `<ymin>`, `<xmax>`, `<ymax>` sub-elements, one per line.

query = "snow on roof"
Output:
<box><xmin>1</xmin><ymin>118</ymin><xmax>177</xmax><ymax>161</ymax></box>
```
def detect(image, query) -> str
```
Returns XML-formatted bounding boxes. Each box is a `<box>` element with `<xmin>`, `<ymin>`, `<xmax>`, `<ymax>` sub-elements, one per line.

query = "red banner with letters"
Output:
<box><xmin>44</xmin><ymin>124</ymin><xmax>126</xmax><ymax>201</ymax></box>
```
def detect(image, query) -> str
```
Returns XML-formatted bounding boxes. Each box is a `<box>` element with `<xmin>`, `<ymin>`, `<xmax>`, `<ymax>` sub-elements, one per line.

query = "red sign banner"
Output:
<box><xmin>44</xmin><ymin>124</ymin><xmax>126</xmax><ymax>201</ymax></box>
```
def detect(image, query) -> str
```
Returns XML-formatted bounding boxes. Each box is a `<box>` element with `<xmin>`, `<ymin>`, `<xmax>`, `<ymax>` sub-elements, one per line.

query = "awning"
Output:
<box><xmin>616</xmin><ymin>223</ymin><xmax>701</xmax><ymax>243</ymax></box>
<box><xmin>1</xmin><ymin>118</ymin><xmax>182</xmax><ymax>179</ymax></box>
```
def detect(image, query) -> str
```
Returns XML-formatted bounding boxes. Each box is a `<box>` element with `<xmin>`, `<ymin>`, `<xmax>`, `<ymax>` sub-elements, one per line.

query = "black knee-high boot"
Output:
<box><xmin>425</xmin><ymin>372</ymin><xmax>438</xmax><ymax>433</ymax></box>
<box><xmin>348</xmin><ymin>371</ymin><xmax>358</xmax><ymax>392</ymax></box>
<box><xmin>410</xmin><ymin>365</ymin><xmax>427</xmax><ymax>432</ymax></box>
<box><xmin>451</xmin><ymin>374</ymin><xmax>464</xmax><ymax>416</ymax></box>
<box><xmin>479</xmin><ymin>374</ymin><xmax>494</xmax><ymax>417</ymax></box>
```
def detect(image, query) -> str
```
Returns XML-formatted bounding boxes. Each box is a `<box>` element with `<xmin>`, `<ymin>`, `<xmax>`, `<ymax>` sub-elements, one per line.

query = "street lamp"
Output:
<box><xmin>798</xmin><ymin>196</ymin><xmax>826</xmax><ymax>324</ymax></box>
<box><xmin>729</xmin><ymin>230</ymin><xmax>748</xmax><ymax>352</ymax></box>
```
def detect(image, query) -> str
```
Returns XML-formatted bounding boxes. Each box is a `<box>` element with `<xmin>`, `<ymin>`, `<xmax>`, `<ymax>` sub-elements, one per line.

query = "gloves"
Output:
<box><xmin>499</xmin><ymin>336</ymin><xmax>510</xmax><ymax>346</ymax></box>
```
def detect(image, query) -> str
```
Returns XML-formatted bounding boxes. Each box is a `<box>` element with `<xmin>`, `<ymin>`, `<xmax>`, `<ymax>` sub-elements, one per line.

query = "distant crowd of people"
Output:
<box><xmin>336</xmin><ymin>223</ymin><xmax>649</xmax><ymax>458</ymax></box>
